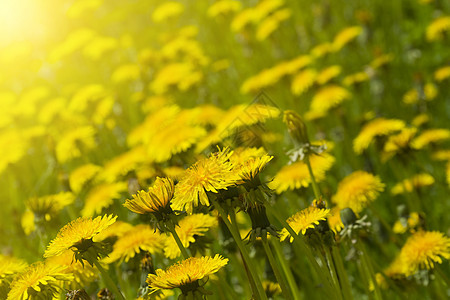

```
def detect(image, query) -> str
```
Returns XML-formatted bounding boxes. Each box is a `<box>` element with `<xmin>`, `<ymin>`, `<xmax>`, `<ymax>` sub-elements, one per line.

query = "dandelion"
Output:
<box><xmin>26</xmin><ymin>192</ymin><xmax>75</xmax><ymax>223</ymax></box>
<box><xmin>328</xmin><ymin>207</ymin><xmax>345</xmax><ymax>233</ymax></box>
<box><xmin>391</xmin><ymin>173</ymin><xmax>434</xmax><ymax>195</ymax></box>
<box><xmin>309</xmin><ymin>85</ymin><xmax>351</xmax><ymax>114</ymax></box>
<box><xmin>310</xmin><ymin>42</ymin><xmax>333</xmax><ymax>58</ymax></box>
<box><xmin>393</xmin><ymin>212</ymin><xmax>421</xmax><ymax>234</ymax></box>
<box><xmin>426</xmin><ymin>16</ymin><xmax>450</xmax><ymax>41</ymax></box>
<box><xmin>343</xmin><ymin>71</ymin><xmax>370</xmax><ymax>86</ymax></box>
<box><xmin>353</xmin><ymin>118</ymin><xmax>405</xmax><ymax>154</ymax></box>
<box><xmin>81</xmin><ymin>182</ymin><xmax>127</xmax><ymax>217</ymax></box>
<box><xmin>256</xmin><ymin>9</ymin><xmax>292</xmax><ymax>41</ymax></box>
<box><xmin>280</xmin><ymin>206</ymin><xmax>331</xmax><ymax>242</ymax></box>
<box><xmin>262</xmin><ymin>280</ymin><xmax>282</xmax><ymax>298</ymax></box>
<box><xmin>270</xmin><ymin>153</ymin><xmax>335</xmax><ymax>194</ymax></box>
<box><xmin>55</xmin><ymin>126</ymin><xmax>97</xmax><ymax>163</ymax></box>
<box><xmin>332</xmin><ymin>26</ymin><xmax>362</xmax><ymax>51</ymax></box>
<box><xmin>399</xmin><ymin>231</ymin><xmax>450</xmax><ymax>275</ymax></box>
<box><xmin>316</xmin><ymin>65</ymin><xmax>342</xmax><ymax>85</ymax></box>
<box><xmin>0</xmin><ymin>255</ymin><xmax>27</xmax><ymax>284</ymax></box>
<box><xmin>152</xmin><ymin>2</ymin><xmax>184</xmax><ymax>23</ymax></box>
<box><xmin>434</xmin><ymin>66</ymin><xmax>450</xmax><ymax>82</ymax></box>
<box><xmin>207</xmin><ymin>0</ymin><xmax>242</xmax><ymax>18</ymax></box>
<box><xmin>94</xmin><ymin>221</ymin><xmax>134</xmax><ymax>242</ymax></box>
<box><xmin>291</xmin><ymin>68</ymin><xmax>317</xmax><ymax>95</ymax></box>
<box><xmin>382</xmin><ymin>127</ymin><xmax>417</xmax><ymax>161</ymax></box>
<box><xmin>44</xmin><ymin>214</ymin><xmax>116</xmax><ymax>259</ymax></box>
<box><xmin>411</xmin><ymin>128</ymin><xmax>450</xmax><ymax>149</ymax></box>
<box><xmin>147</xmin><ymin>255</ymin><xmax>228</xmax><ymax>296</ymax></box>
<box><xmin>163</xmin><ymin>214</ymin><xmax>217</xmax><ymax>259</ymax></box>
<box><xmin>235</xmin><ymin>154</ymin><xmax>273</xmax><ymax>186</ymax></box>
<box><xmin>172</xmin><ymin>148</ymin><xmax>237</xmax><ymax>214</ymax></box>
<box><xmin>7</xmin><ymin>262</ymin><xmax>72</xmax><ymax>300</ymax></box>
<box><xmin>332</xmin><ymin>171</ymin><xmax>384</xmax><ymax>214</ymax></box>
<box><xmin>104</xmin><ymin>225</ymin><xmax>165</xmax><ymax>263</ymax></box>
<box><xmin>69</xmin><ymin>164</ymin><xmax>102</xmax><ymax>193</ymax></box>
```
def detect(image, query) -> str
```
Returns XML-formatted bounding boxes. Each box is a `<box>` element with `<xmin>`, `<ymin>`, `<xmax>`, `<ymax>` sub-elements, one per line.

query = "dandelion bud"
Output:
<box><xmin>340</xmin><ymin>207</ymin><xmax>357</xmax><ymax>226</ymax></box>
<box><xmin>283</xmin><ymin>110</ymin><xmax>309</xmax><ymax>145</ymax></box>
<box><xmin>66</xmin><ymin>289</ymin><xmax>90</xmax><ymax>300</ymax></box>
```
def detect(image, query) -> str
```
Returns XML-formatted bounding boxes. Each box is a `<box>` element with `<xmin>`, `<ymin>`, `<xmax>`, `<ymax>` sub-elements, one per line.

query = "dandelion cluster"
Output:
<box><xmin>1</xmin><ymin>0</ymin><xmax>449</xmax><ymax>299</ymax></box>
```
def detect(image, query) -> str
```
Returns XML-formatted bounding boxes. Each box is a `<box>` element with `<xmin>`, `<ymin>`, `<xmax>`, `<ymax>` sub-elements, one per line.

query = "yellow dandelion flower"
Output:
<box><xmin>412</xmin><ymin>113</ymin><xmax>430</xmax><ymax>127</ymax></box>
<box><xmin>172</xmin><ymin>148</ymin><xmax>237</xmax><ymax>214</ymax></box>
<box><xmin>426</xmin><ymin>16</ymin><xmax>450</xmax><ymax>41</ymax></box>
<box><xmin>124</xmin><ymin>177</ymin><xmax>174</xmax><ymax>215</ymax></box>
<box><xmin>280</xmin><ymin>206</ymin><xmax>331</xmax><ymax>242</ymax></box>
<box><xmin>26</xmin><ymin>192</ymin><xmax>75</xmax><ymax>222</ymax></box>
<box><xmin>332</xmin><ymin>26</ymin><xmax>362</xmax><ymax>51</ymax></box>
<box><xmin>44</xmin><ymin>214</ymin><xmax>117</xmax><ymax>258</ymax></box>
<box><xmin>262</xmin><ymin>280</ymin><xmax>282</xmax><ymax>297</ymax></box>
<box><xmin>424</xmin><ymin>83</ymin><xmax>438</xmax><ymax>101</ymax></box>
<box><xmin>432</xmin><ymin>149</ymin><xmax>450</xmax><ymax>161</ymax></box>
<box><xmin>270</xmin><ymin>153</ymin><xmax>335</xmax><ymax>194</ymax></box>
<box><xmin>164</xmin><ymin>214</ymin><xmax>217</xmax><ymax>259</ymax></box>
<box><xmin>311</xmin><ymin>42</ymin><xmax>333</xmax><ymax>58</ymax></box>
<box><xmin>105</xmin><ymin>225</ymin><xmax>165</xmax><ymax>263</ymax></box>
<box><xmin>328</xmin><ymin>207</ymin><xmax>344</xmax><ymax>233</ymax></box>
<box><xmin>434</xmin><ymin>66</ymin><xmax>450</xmax><ymax>82</ymax></box>
<box><xmin>402</xmin><ymin>88</ymin><xmax>419</xmax><ymax>105</ymax></box>
<box><xmin>152</xmin><ymin>2</ymin><xmax>184</xmax><ymax>23</ymax></box>
<box><xmin>411</xmin><ymin>128</ymin><xmax>450</xmax><ymax>149</ymax></box>
<box><xmin>230</xmin><ymin>147</ymin><xmax>268</xmax><ymax>166</ymax></box>
<box><xmin>94</xmin><ymin>221</ymin><xmax>134</xmax><ymax>242</ymax></box>
<box><xmin>111</xmin><ymin>63</ymin><xmax>140</xmax><ymax>83</ymax></box>
<box><xmin>82</xmin><ymin>35</ymin><xmax>117</xmax><ymax>60</ymax></box>
<box><xmin>399</xmin><ymin>231</ymin><xmax>450</xmax><ymax>275</ymax></box>
<box><xmin>316</xmin><ymin>65</ymin><xmax>342</xmax><ymax>85</ymax></box>
<box><xmin>235</xmin><ymin>154</ymin><xmax>273</xmax><ymax>185</ymax></box>
<box><xmin>147</xmin><ymin>255</ymin><xmax>228</xmax><ymax>292</ymax></box>
<box><xmin>291</xmin><ymin>68</ymin><xmax>317</xmax><ymax>95</ymax></box>
<box><xmin>370</xmin><ymin>53</ymin><xmax>394</xmax><ymax>69</ymax></box>
<box><xmin>207</xmin><ymin>0</ymin><xmax>242</xmax><ymax>18</ymax></box>
<box><xmin>0</xmin><ymin>255</ymin><xmax>27</xmax><ymax>284</ymax></box>
<box><xmin>231</xmin><ymin>8</ymin><xmax>258</xmax><ymax>32</ymax></box>
<box><xmin>98</xmin><ymin>147</ymin><xmax>147</xmax><ymax>183</ymax></box>
<box><xmin>353</xmin><ymin>118</ymin><xmax>405</xmax><ymax>154</ymax></box>
<box><xmin>69</xmin><ymin>164</ymin><xmax>102</xmax><ymax>193</ymax></box>
<box><xmin>343</xmin><ymin>71</ymin><xmax>370</xmax><ymax>86</ymax></box>
<box><xmin>7</xmin><ymin>262</ymin><xmax>72</xmax><ymax>300</ymax></box>
<box><xmin>391</xmin><ymin>173</ymin><xmax>434</xmax><ymax>195</ymax></box>
<box><xmin>45</xmin><ymin>250</ymin><xmax>97</xmax><ymax>288</ymax></box>
<box><xmin>81</xmin><ymin>182</ymin><xmax>127</xmax><ymax>217</ymax></box>
<box><xmin>332</xmin><ymin>171</ymin><xmax>384</xmax><ymax>214</ymax></box>
<box><xmin>310</xmin><ymin>85</ymin><xmax>351</xmax><ymax>114</ymax></box>
<box><xmin>256</xmin><ymin>9</ymin><xmax>292</xmax><ymax>41</ymax></box>
<box><xmin>55</xmin><ymin>126</ymin><xmax>96</xmax><ymax>163</ymax></box>
<box><xmin>393</xmin><ymin>212</ymin><xmax>420</xmax><ymax>234</ymax></box>
<box><xmin>382</xmin><ymin>127</ymin><xmax>417</xmax><ymax>161</ymax></box>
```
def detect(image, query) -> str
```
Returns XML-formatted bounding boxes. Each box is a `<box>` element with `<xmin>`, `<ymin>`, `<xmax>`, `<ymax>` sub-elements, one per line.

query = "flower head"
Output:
<box><xmin>399</xmin><ymin>231</ymin><xmax>450</xmax><ymax>276</ymax></box>
<box><xmin>172</xmin><ymin>148</ymin><xmax>237</xmax><ymax>214</ymax></box>
<box><xmin>353</xmin><ymin>118</ymin><xmax>405</xmax><ymax>154</ymax></box>
<box><xmin>280</xmin><ymin>206</ymin><xmax>331</xmax><ymax>242</ymax></box>
<box><xmin>44</xmin><ymin>214</ymin><xmax>117</xmax><ymax>259</ymax></box>
<box><xmin>270</xmin><ymin>153</ymin><xmax>335</xmax><ymax>194</ymax></box>
<box><xmin>391</xmin><ymin>173</ymin><xmax>434</xmax><ymax>195</ymax></box>
<box><xmin>0</xmin><ymin>255</ymin><xmax>27</xmax><ymax>285</ymax></box>
<box><xmin>124</xmin><ymin>177</ymin><xmax>174</xmax><ymax>215</ymax></box>
<box><xmin>147</xmin><ymin>255</ymin><xmax>228</xmax><ymax>294</ymax></box>
<box><xmin>164</xmin><ymin>214</ymin><xmax>217</xmax><ymax>259</ymax></box>
<box><xmin>411</xmin><ymin>128</ymin><xmax>450</xmax><ymax>150</ymax></box>
<box><xmin>104</xmin><ymin>225</ymin><xmax>165</xmax><ymax>263</ymax></box>
<box><xmin>235</xmin><ymin>154</ymin><xmax>273</xmax><ymax>186</ymax></box>
<box><xmin>81</xmin><ymin>182</ymin><xmax>127</xmax><ymax>217</ymax></box>
<box><xmin>332</xmin><ymin>171</ymin><xmax>385</xmax><ymax>214</ymax></box>
<box><xmin>7</xmin><ymin>262</ymin><xmax>72</xmax><ymax>300</ymax></box>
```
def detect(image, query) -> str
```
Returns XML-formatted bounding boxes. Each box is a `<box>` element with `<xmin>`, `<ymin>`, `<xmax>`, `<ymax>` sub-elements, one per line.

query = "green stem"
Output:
<box><xmin>264</xmin><ymin>203</ymin><xmax>337</xmax><ymax>300</ymax></box>
<box><xmin>305</xmin><ymin>155</ymin><xmax>322</xmax><ymax>200</ymax></box>
<box><xmin>271</xmin><ymin>240</ymin><xmax>302</xmax><ymax>300</ymax></box>
<box><xmin>262</xmin><ymin>238</ymin><xmax>293</xmax><ymax>300</ymax></box>
<box><xmin>356</xmin><ymin>240</ymin><xmax>382</xmax><ymax>300</ymax></box>
<box><xmin>167</xmin><ymin>223</ymin><xmax>190</xmax><ymax>259</ymax></box>
<box><xmin>331</xmin><ymin>245</ymin><xmax>353</xmax><ymax>300</ymax></box>
<box><xmin>212</xmin><ymin>198</ymin><xmax>268</xmax><ymax>300</ymax></box>
<box><xmin>91</xmin><ymin>258</ymin><xmax>126</xmax><ymax>300</ymax></box>
<box><xmin>435</xmin><ymin>265</ymin><xmax>450</xmax><ymax>287</ymax></box>
<box><xmin>323</xmin><ymin>246</ymin><xmax>343</xmax><ymax>300</ymax></box>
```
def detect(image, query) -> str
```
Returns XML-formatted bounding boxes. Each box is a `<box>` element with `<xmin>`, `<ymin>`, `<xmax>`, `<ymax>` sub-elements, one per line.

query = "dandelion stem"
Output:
<box><xmin>89</xmin><ymin>256</ymin><xmax>126</xmax><ymax>300</ymax></box>
<box><xmin>323</xmin><ymin>245</ymin><xmax>343</xmax><ymax>300</ymax></box>
<box><xmin>167</xmin><ymin>222</ymin><xmax>190</xmax><ymax>259</ymax></box>
<box><xmin>264</xmin><ymin>203</ymin><xmax>337</xmax><ymax>299</ymax></box>
<box><xmin>435</xmin><ymin>265</ymin><xmax>450</xmax><ymax>287</ymax></box>
<box><xmin>356</xmin><ymin>240</ymin><xmax>382</xmax><ymax>300</ymax></box>
<box><xmin>305</xmin><ymin>155</ymin><xmax>322</xmax><ymax>200</ymax></box>
<box><xmin>212</xmin><ymin>198</ymin><xmax>268</xmax><ymax>300</ymax></box>
<box><xmin>330</xmin><ymin>245</ymin><xmax>353</xmax><ymax>300</ymax></box>
<box><xmin>262</xmin><ymin>238</ymin><xmax>293</xmax><ymax>300</ymax></box>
